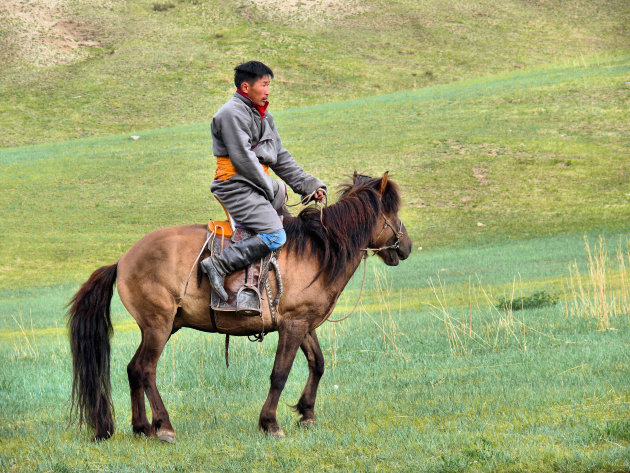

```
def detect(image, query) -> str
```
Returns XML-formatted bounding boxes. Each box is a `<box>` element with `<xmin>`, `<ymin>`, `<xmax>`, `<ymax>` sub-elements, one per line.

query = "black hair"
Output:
<box><xmin>234</xmin><ymin>61</ymin><xmax>274</xmax><ymax>89</ymax></box>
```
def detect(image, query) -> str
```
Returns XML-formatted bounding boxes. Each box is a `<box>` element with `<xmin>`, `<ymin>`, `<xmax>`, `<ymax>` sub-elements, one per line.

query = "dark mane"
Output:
<box><xmin>284</xmin><ymin>174</ymin><xmax>401</xmax><ymax>285</ymax></box>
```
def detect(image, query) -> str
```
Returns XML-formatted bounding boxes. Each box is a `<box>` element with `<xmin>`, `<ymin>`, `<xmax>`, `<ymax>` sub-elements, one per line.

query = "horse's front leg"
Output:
<box><xmin>293</xmin><ymin>330</ymin><xmax>324</xmax><ymax>427</ymax></box>
<box><xmin>259</xmin><ymin>322</ymin><xmax>309</xmax><ymax>437</ymax></box>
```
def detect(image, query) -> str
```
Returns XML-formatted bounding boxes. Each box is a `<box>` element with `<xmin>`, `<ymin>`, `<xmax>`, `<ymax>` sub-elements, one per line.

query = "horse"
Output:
<box><xmin>68</xmin><ymin>171</ymin><xmax>413</xmax><ymax>442</ymax></box>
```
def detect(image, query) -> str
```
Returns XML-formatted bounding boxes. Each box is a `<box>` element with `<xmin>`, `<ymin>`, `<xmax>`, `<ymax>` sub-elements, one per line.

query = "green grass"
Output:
<box><xmin>0</xmin><ymin>237</ymin><xmax>628</xmax><ymax>472</ymax></box>
<box><xmin>1</xmin><ymin>0</ymin><xmax>628</xmax><ymax>148</ymax></box>
<box><xmin>1</xmin><ymin>53</ymin><xmax>628</xmax><ymax>289</ymax></box>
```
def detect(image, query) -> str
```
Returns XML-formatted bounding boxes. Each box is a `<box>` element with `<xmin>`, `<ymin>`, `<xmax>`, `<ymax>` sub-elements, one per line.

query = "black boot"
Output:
<box><xmin>200</xmin><ymin>235</ymin><xmax>270</xmax><ymax>305</ymax></box>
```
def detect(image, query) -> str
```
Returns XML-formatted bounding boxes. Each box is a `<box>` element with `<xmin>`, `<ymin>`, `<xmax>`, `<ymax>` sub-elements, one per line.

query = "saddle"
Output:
<box><xmin>206</xmin><ymin>223</ymin><xmax>278</xmax><ymax>317</ymax></box>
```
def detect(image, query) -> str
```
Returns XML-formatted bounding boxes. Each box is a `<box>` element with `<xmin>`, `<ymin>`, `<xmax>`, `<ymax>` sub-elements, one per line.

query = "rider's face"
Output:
<box><xmin>241</xmin><ymin>75</ymin><xmax>271</xmax><ymax>107</ymax></box>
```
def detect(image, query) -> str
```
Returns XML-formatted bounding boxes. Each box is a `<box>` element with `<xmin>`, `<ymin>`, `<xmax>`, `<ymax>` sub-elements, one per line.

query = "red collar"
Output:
<box><xmin>237</xmin><ymin>89</ymin><xmax>269</xmax><ymax>118</ymax></box>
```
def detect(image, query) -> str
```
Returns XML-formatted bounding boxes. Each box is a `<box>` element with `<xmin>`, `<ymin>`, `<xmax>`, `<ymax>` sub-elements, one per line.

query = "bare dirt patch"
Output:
<box><xmin>0</xmin><ymin>0</ymin><xmax>102</xmax><ymax>67</ymax></box>
<box><xmin>473</xmin><ymin>167</ymin><xmax>491</xmax><ymax>185</ymax></box>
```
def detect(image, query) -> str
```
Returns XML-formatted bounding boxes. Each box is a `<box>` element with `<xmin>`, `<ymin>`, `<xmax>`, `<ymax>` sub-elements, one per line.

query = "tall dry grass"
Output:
<box><xmin>563</xmin><ymin>236</ymin><xmax>630</xmax><ymax>330</ymax></box>
<box><xmin>10</xmin><ymin>310</ymin><xmax>39</xmax><ymax>360</ymax></box>
<box><xmin>368</xmin><ymin>266</ymin><xmax>406</xmax><ymax>358</ymax></box>
<box><xmin>321</xmin><ymin>266</ymin><xmax>406</xmax><ymax>366</ymax></box>
<box><xmin>428</xmin><ymin>276</ymin><xmax>528</xmax><ymax>356</ymax></box>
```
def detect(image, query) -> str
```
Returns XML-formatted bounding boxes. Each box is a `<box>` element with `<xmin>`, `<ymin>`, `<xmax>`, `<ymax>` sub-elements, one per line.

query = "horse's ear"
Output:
<box><xmin>353</xmin><ymin>170</ymin><xmax>359</xmax><ymax>183</ymax></box>
<box><xmin>379</xmin><ymin>171</ymin><xmax>389</xmax><ymax>196</ymax></box>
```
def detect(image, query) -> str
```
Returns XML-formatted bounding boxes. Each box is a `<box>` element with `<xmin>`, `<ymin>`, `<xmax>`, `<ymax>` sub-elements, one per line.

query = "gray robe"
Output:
<box><xmin>211</xmin><ymin>92</ymin><xmax>324</xmax><ymax>233</ymax></box>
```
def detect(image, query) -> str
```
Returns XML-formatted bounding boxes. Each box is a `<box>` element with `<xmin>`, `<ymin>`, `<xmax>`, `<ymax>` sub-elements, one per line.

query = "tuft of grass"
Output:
<box><xmin>563</xmin><ymin>236</ymin><xmax>630</xmax><ymax>330</ymax></box>
<box><xmin>152</xmin><ymin>2</ymin><xmax>176</xmax><ymax>12</ymax></box>
<box><xmin>9</xmin><ymin>310</ymin><xmax>39</xmax><ymax>360</ymax></box>
<box><xmin>361</xmin><ymin>266</ymin><xmax>406</xmax><ymax>358</ymax></box>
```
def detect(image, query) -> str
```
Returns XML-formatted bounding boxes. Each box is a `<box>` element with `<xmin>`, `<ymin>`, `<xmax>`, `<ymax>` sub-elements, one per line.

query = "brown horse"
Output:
<box><xmin>68</xmin><ymin>172</ymin><xmax>412</xmax><ymax>442</ymax></box>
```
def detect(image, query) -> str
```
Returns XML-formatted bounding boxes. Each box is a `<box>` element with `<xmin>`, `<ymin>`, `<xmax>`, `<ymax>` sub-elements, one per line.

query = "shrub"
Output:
<box><xmin>495</xmin><ymin>290</ymin><xmax>558</xmax><ymax>312</ymax></box>
<box><xmin>153</xmin><ymin>3</ymin><xmax>175</xmax><ymax>12</ymax></box>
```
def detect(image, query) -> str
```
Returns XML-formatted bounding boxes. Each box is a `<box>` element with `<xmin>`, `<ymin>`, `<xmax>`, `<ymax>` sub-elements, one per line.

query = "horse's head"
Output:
<box><xmin>354</xmin><ymin>171</ymin><xmax>413</xmax><ymax>266</ymax></box>
<box><xmin>286</xmin><ymin>172</ymin><xmax>413</xmax><ymax>285</ymax></box>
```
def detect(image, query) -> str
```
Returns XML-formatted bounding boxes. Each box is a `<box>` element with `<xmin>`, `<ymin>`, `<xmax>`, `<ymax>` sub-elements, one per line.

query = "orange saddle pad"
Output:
<box><xmin>209</xmin><ymin>195</ymin><xmax>234</xmax><ymax>238</ymax></box>
<box><xmin>208</xmin><ymin>220</ymin><xmax>233</xmax><ymax>239</ymax></box>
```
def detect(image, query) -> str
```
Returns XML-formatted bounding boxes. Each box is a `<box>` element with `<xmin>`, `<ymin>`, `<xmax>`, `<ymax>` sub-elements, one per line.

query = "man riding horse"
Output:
<box><xmin>200</xmin><ymin>61</ymin><xmax>326</xmax><ymax>311</ymax></box>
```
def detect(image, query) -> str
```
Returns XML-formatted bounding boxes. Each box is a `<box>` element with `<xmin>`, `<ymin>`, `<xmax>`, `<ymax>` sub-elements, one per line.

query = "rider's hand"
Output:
<box><xmin>313</xmin><ymin>189</ymin><xmax>326</xmax><ymax>202</ymax></box>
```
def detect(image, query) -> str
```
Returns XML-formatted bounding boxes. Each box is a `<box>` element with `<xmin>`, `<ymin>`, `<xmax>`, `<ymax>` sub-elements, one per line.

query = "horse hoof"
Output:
<box><xmin>268</xmin><ymin>428</ymin><xmax>285</xmax><ymax>438</ymax></box>
<box><xmin>298</xmin><ymin>418</ymin><xmax>317</xmax><ymax>428</ymax></box>
<box><xmin>158</xmin><ymin>434</ymin><xmax>175</xmax><ymax>443</ymax></box>
<box><xmin>156</xmin><ymin>428</ymin><xmax>176</xmax><ymax>444</ymax></box>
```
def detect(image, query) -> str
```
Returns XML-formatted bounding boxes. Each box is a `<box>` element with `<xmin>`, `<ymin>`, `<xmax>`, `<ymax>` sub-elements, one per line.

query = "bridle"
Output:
<box><xmin>362</xmin><ymin>215</ymin><xmax>404</xmax><ymax>254</ymax></box>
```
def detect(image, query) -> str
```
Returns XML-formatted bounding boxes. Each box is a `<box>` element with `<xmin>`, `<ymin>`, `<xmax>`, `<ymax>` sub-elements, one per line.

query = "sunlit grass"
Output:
<box><xmin>1</xmin><ymin>1</ymin><xmax>628</xmax><ymax>148</ymax></box>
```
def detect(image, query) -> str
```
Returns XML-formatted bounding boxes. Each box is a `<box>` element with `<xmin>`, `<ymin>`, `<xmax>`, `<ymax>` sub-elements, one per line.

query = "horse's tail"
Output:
<box><xmin>67</xmin><ymin>263</ymin><xmax>118</xmax><ymax>440</ymax></box>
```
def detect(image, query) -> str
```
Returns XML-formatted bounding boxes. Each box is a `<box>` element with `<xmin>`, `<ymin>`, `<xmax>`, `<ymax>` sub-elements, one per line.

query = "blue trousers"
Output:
<box><xmin>258</xmin><ymin>229</ymin><xmax>286</xmax><ymax>250</ymax></box>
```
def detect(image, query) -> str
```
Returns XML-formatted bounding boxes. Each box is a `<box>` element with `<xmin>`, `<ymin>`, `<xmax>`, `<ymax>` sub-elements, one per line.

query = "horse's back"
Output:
<box><xmin>116</xmin><ymin>225</ymin><xmax>208</xmax><ymax>321</ymax></box>
<box><xmin>118</xmin><ymin>224</ymin><xmax>207</xmax><ymax>277</ymax></box>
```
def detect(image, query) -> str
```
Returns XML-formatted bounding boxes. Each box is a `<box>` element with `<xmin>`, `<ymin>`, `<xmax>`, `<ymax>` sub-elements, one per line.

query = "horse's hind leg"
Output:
<box><xmin>122</xmin><ymin>295</ymin><xmax>177</xmax><ymax>442</ymax></box>
<box><xmin>294</xmin><ymin>330</ymin><xmax>324</xmax><ymax>427</ymax></box>
<box><xmin>127</xmin><ymin>330</ymin><xmax>152</xmax><ymax>436</ymax></box>
<box><xmin>134</xmin><ymin>326</ymin><xmax>176</xmax><ymax>442</ymax></box>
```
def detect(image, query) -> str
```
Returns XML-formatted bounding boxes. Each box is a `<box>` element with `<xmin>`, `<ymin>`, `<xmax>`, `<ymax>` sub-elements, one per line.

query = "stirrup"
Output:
<box><xmin>236</xmin><ymin>285</ymin><xmax>262</xmax><ymax>316</ymax></box>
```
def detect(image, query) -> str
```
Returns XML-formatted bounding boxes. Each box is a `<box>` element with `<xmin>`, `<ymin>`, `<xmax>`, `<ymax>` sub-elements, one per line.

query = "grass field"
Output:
<box><xmin>1</xmin><ymin>0</ymin><xmax>629</xmax><ymax>471</ymax></box>
<box><xmin>1</xmin><ymin>234</ymin><xmax>629</xmax><ymax>472</ymax></box>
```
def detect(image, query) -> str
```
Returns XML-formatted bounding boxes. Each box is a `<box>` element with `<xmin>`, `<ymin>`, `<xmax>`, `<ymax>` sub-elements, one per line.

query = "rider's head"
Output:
<box><xmin>234</xmin><ymin>61</ymin><xmax>274</xmax><ymax>90</ymax></box>
<box><xmin>235</xmin><ymin>61</ymin><xmax>274</xmax><ymax>107</ymax></box>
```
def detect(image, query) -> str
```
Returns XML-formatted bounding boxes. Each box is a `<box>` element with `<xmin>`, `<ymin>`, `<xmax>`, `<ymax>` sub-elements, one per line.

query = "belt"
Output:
<box><xmin>214</xmin><ymin>156</ymin><xmax>269</xmax><ymax>181</ymax></box>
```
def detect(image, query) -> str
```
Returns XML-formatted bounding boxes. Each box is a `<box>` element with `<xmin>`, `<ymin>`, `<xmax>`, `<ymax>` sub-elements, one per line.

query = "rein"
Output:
<box><xmin>182</xmin><ymin>232</ymin><xmax>213</xmax><ymax>297</ymax></box>
<box><xmin>287</xmin><ymin>188</ymin><xmax>329</xmax><ymax>234</ymax></box>
<box><xmin>327</xmin><ymin>254</ymin><xmax>368</xmax><ymax>323</ymax></box>
<box><xmin>286</xmin><ymin>187</ymin><xmax>328</xmax><ymax>209</ymax></box>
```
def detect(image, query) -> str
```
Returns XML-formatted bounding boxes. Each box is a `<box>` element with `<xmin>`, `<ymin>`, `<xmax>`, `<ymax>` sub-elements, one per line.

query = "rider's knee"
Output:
<box><xmin>258</xmin><ymin>229</ymin><xmax>286</xmax><ymax>251</ymax></box>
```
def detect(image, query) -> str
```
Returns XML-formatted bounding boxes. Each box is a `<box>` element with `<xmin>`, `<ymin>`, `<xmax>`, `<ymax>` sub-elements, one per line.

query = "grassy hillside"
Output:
<box><xmin>1</xmin><ymin>52</ymin><xmax>628</xmax><ymax>289</ymax></box>
<box><xmin>1</xmin><ymin>0</ymin><xmax>628</xmax><ymax>147</ymax></box>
